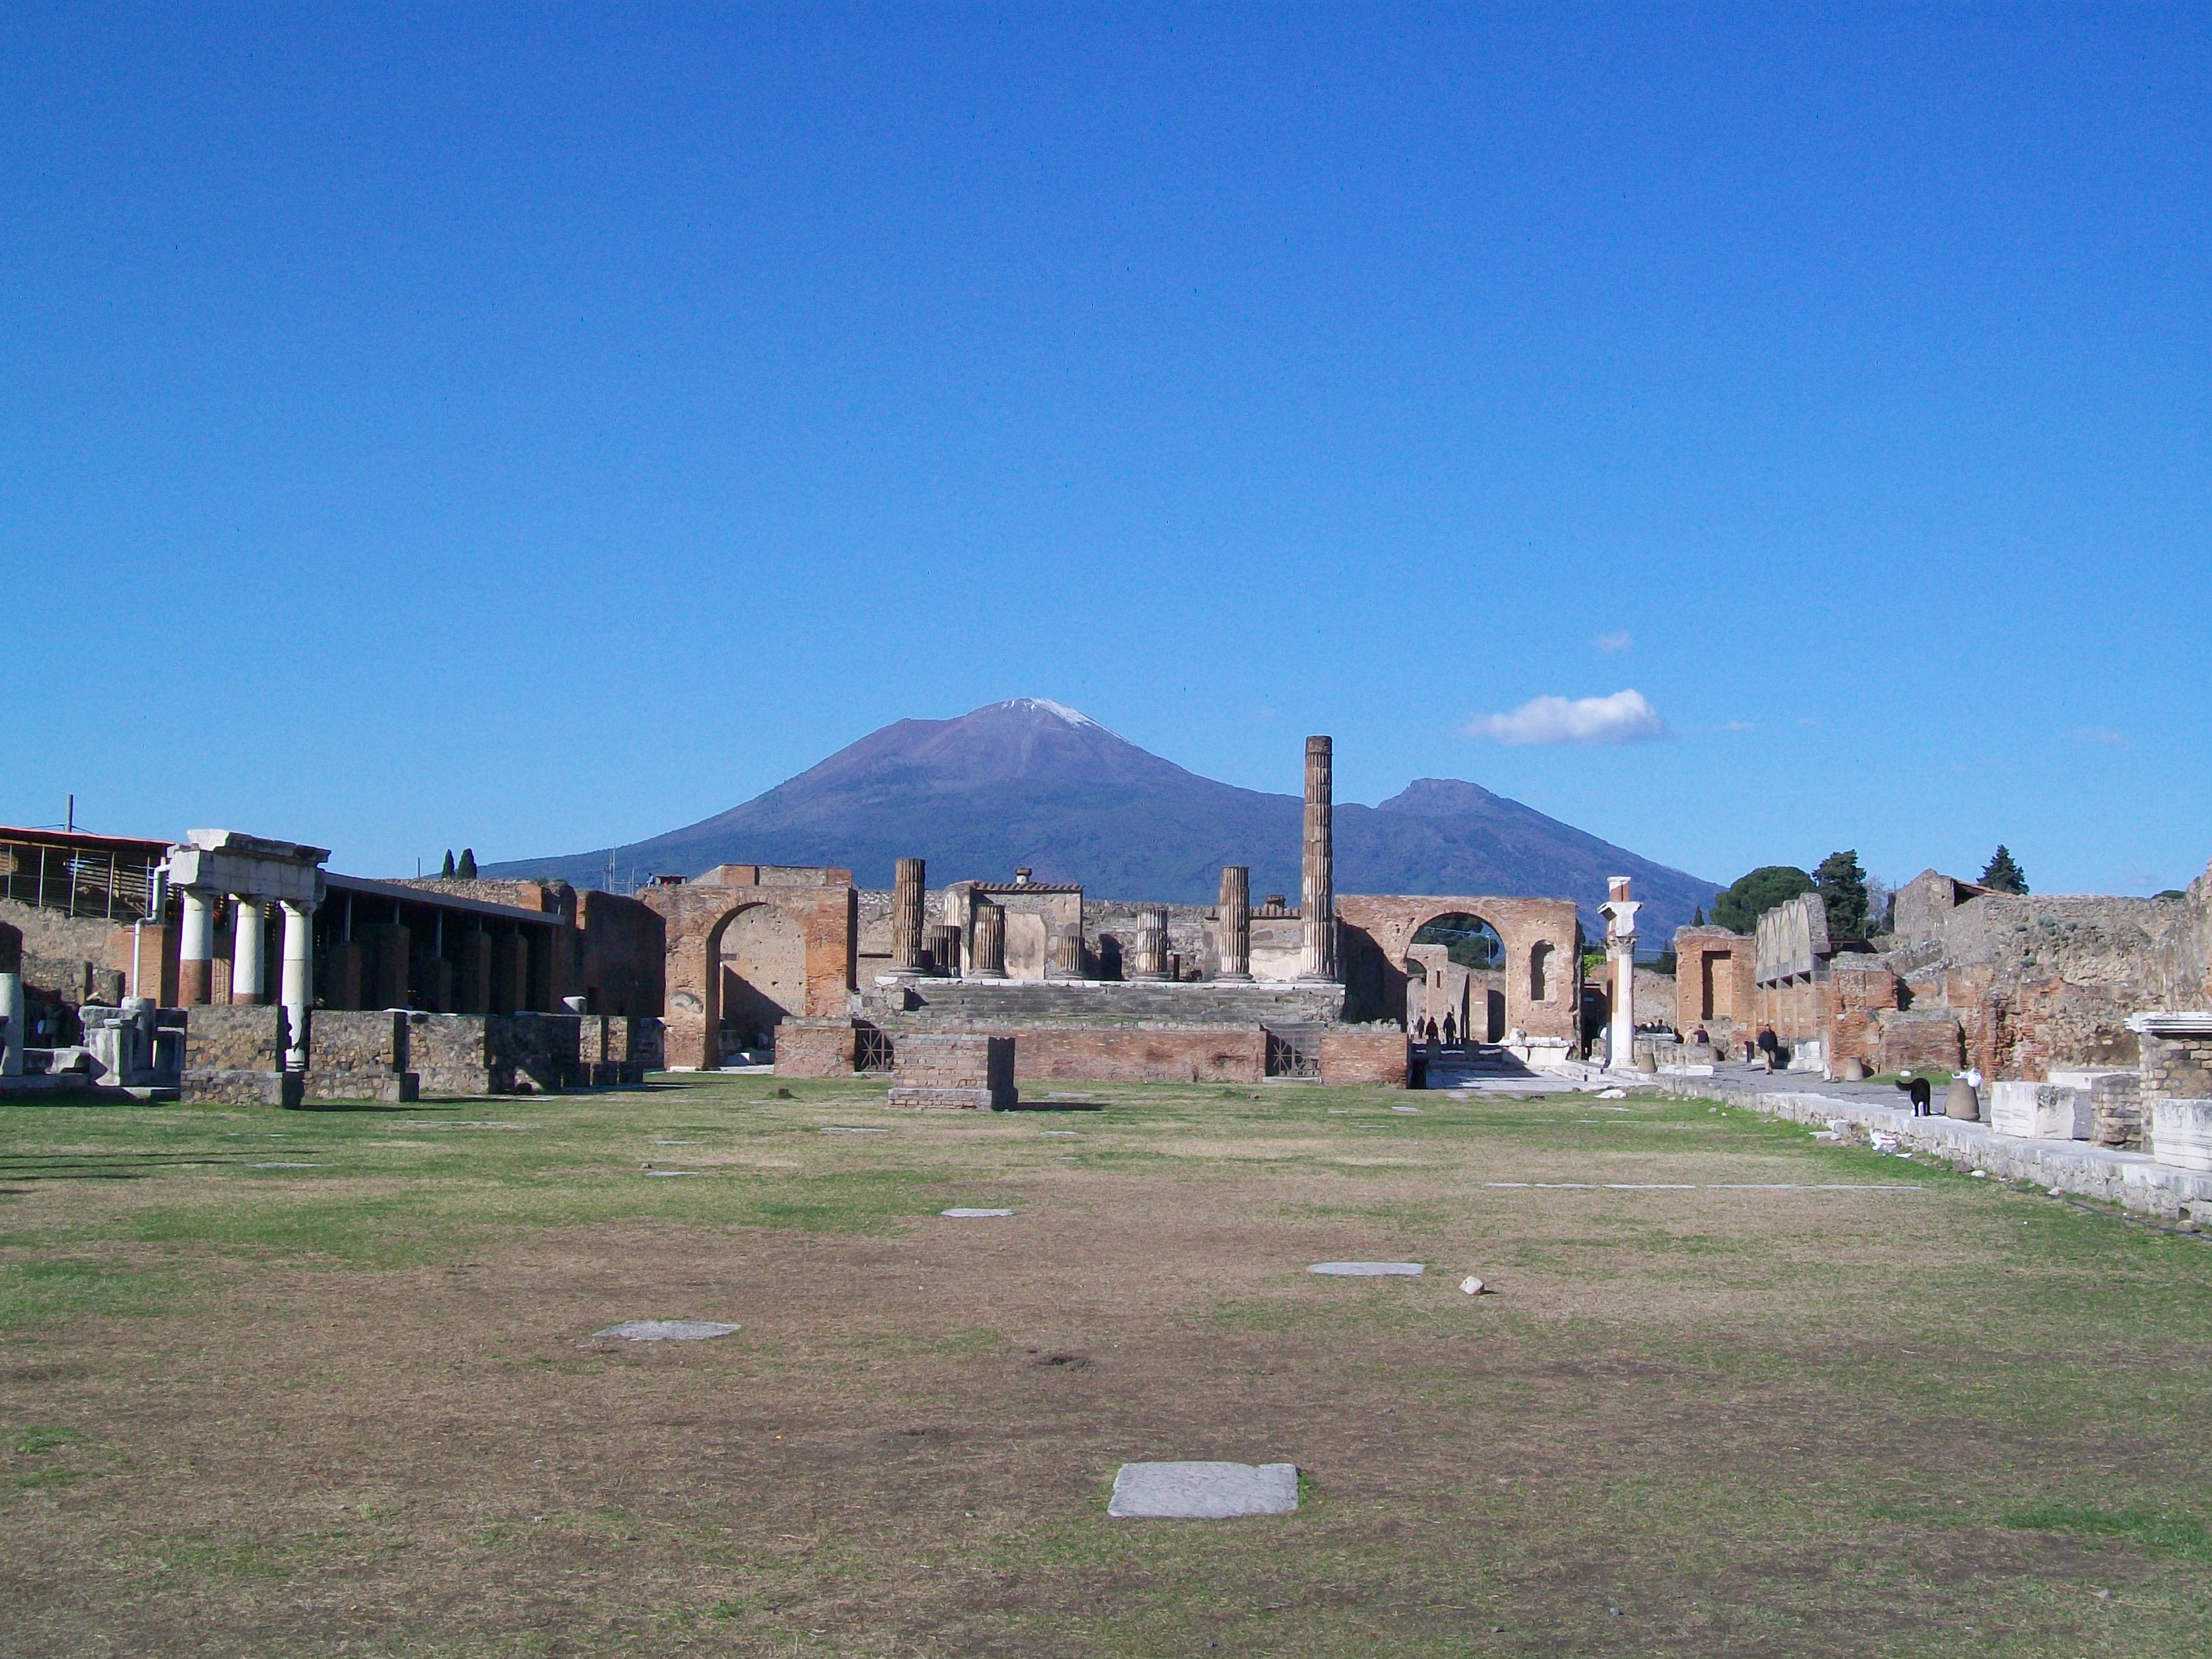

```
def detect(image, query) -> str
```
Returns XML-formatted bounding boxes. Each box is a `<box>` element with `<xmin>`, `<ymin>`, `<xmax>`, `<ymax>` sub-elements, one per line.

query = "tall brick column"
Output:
<box><xmin>969</xmin><ymin>901</ymin><xmax>1006</xmax><ymax>979</ymax></box>
<box><xmin>1300</xmin><ymin>736</ymin><xmax>1338</xmax><ymax>982</ymax></box>
<box><xmin>179</xmin><ymin>888</ymin><xmax>216</xmax><ymax>1005</ymax></box>
<box><xmin>1217</xmin><ymin>866</ymin><xmax>1251</xmax><ymax>980</ymax></box>
<box><xmin>890</xmin><ymin>857</ymin><xmax>926</xmax><ymax>977</ymax></box>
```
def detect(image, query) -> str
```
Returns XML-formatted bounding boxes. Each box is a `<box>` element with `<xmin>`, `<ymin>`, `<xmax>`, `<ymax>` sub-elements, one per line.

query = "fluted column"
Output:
<box><xmin>1299</xmin><ymin>735</ymin><xmax>1337</xmax><ymax>981</ymax></box>
<box><xmin>925</xmin><ymin>924</ymin><xmax>962</xmax><ymax>979</ymax></box>
<box><xmin>968</xmin><ymin>901</ymin><xmax>1006</xmax><ymax>979</ymax></box>
<box><xmin>280</xmin><ymin>899</ymin><xmax>315</xmax><ymax>1069</ymax></box>
<box><xmin>1216</xmin><ymin>866</ymin><xmax>1251</xmax><ymax>980</ymax></box>
<box><xmin>890</xmin><ymin>858</ymin><xmax>926</xmax><ymax>977</ymax></box>
<box><xmin>1130</xmin><ymin>907</ymin><xmax>1170</xmax><ymax>981</ymax></box>
<box><xmin>179</xmin><ymin>889</ymin><xmax>216</xmax><ymax>1005</ymax></box>
<box><xmin>231</xmin><ymin>898</ymin><xmax>269</xmax><ymax>1005</ymax></box>
<box><xmin>1049</xmin><ymin>921</ymin><xmax>1084</xmax><ymax>980</ymax></box>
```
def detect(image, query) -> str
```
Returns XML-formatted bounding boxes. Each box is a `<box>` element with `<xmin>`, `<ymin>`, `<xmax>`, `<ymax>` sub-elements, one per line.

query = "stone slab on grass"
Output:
<box><xmin>594</xmin><ymin>1320</ymin><xmax>739</xmax><ymax>1342</ymax></box>
<box><xmin>1308</xmin><ymin>1261</ymin><xmax>1424</xmax><ymax>1276</ymax></box>
<box><xmin>1109</xmin><ymin>1461</ymin><xmax>1299</xmax><ymax>1519</ymax></box>
<box><xmin>941</xmin><ymin>1207</ymin><xmax>1014</xmax><ymax>1218</ymax></box>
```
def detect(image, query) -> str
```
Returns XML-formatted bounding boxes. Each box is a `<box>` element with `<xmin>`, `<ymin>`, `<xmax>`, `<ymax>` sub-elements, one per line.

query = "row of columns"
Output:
<box><xmin>878</xmin><ymin>735</ymin><xmax>1335</xmax><ymax>988</ymax></box>
<box><xmin>177</xmin><ymin>887</ymin><xmax>316</xmax><ymax>1069</ymax></box>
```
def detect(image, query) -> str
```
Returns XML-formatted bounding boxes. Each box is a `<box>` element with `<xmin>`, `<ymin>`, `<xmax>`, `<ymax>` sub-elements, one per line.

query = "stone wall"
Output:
<box><xmin>404</xmin><ymin>1013</ymin><xmax>507</xmax><ymax>1096</ymax></box>
<box><xmin>645</xmin><ymin>880</ymin><xmax>857</xmax><ymax>1071</ymax></box>
<box><xmin>0</xmin><ymin>898</ymin><xmax>128</xmax><ymax>1006</ymax></box>
<box><xmin>1672</xmin><ymin>927</ymin><xmax>1754</xmax><ymax>1035</ymax></box>
<box><xmin>300</xmin><ymin>1009</ymin><xmax>414</xmax><ymax>1102</ymax></box>
<box><xmin>963</xmin><ymin>1025</ymin><xmax>1268</xmax><ymax>1084</ymax></box>
<box><xmin>889</xmin><ymin>1032</ymin><xmax>1015</xmax><ymax>1109</ymax></box>
<box><xmin>184</xmin><ymin>1005</ymin><xmax>289</xmax><ymax>1071</ymax></box>
<box><xmin>574</xmin><ymin>890</ymin><xmax>663</xmax><ymax>1017</ymax></box>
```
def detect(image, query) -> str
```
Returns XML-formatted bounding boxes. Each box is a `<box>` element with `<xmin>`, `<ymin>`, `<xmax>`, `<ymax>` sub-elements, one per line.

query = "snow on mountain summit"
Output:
<box><xmin>1003</xmin><ymin>697</ymin><xmax>1099</xmax><ymax>731</ymax></box>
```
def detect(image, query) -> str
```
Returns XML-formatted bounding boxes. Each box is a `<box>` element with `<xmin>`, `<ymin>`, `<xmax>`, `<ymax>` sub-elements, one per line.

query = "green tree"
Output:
<box><xmin>1813</xmin><ymin>849</ymin><xmax>1870</xmax><ymax>938</ymax></box>
<box><xmin>440</xmin><ymin>849</ymin><xmax>456</xmax><ymax>878</ymax></box>
<box><xmin>1980</xmin><ymin>845</ymin><xmax>2027</xmax><ymax>894</ymax></box>
<box><xmin>456</xmin><ymin>848</ymin><xmax>478</xmax><ymax>880</ymax></box>
<box><xmin>1710</xmin><ymin>866</ymin><xmax>1814</xmax><ymax>935</ymax></box>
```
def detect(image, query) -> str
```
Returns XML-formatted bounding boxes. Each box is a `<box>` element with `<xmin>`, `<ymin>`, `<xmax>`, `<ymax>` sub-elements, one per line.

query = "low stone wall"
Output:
<box><xmin>1654</xmin><ymin>1073</ymin><xmax>2212</xmax><ymax>1219</ymax></box>
<box><xmin>404</xmin><ymin>1014</ymin><xmax>508</xmax><ymax>1096</ymax></box>
<box><xmin>937</xmin><ymin>1024</ymin><xmax>1268</xmax><ymax>1084</ymax></box>
<box><xmin>1320</xmin><ymin>1026</ymin><xmax>1408</xmax><ymax>1087</ymax></box>
<box><xmin>182</xmin><ymin>1069</ymin><xmax>301</xmax><ymax>1108</ymax></box>
<box><xmin>300</xmin><ymin>1010</ymin><xmax>417</xmax><ymax>1103</ymax></box>
<box><xmin>185</xmin><ymin>1005</ymin><xmax>289</xmax><ymax>1072</ymax></box>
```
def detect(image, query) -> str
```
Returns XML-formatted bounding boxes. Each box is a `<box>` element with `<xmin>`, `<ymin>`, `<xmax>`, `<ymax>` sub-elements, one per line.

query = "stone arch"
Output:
<box><xmin>1334</xmin><ymin>895</ymin><xmax>1582</xmax><ymax>1044</ymax></box>
<box><xmin>1407</xmin><ymin>912</ymin><xmax>1504</xmax><ymax>1043</ymax></box>
<box><xmin>707</xmin><ymin>901</ymin><xmax>807</xmax><ymax>1063</ymax></box>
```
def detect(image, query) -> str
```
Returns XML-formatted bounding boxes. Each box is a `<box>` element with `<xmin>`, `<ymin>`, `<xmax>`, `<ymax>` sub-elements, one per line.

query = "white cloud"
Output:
<box><xmin>1594</xmin><ymin>630</ymin><xmax>1633</xmax><ymax>654</ymax></box>
<box><xmin>1464</xmin><ymin>689</ymin><xmax>1670</xmax><ymax>747</ymax></box>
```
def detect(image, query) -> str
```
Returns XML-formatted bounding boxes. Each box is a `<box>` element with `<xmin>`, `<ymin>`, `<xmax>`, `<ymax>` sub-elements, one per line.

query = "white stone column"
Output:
<box><xmin>232</xmin><ymin>898</ymin><xmax>268</xmax><ymax>1005</ymax></box>
<box><xmin>1598</xmin><ymin>876</ymin><xmax>1640</xmax><ymax>1069</ymax></box>
<box><xmin>179</xmin><ymin>889</ymin><xmax>216</xmax><ymax>1005</ymax></box>
<box><xmin>280</xmin><ymin>900</ymin><xmax>315</xmax><ymax>1069</ymax></box>
<box><xmin>0</xmin><ymin>973</ymin><xmax>21</xmax><ymax>1078</ymax></box>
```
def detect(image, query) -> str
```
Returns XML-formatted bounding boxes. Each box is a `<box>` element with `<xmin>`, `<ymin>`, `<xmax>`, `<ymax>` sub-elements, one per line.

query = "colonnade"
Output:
<box><xmin>164</xmin><ymin>831</ymin><xmax>329</xmax><ymax>1071</ymax></box>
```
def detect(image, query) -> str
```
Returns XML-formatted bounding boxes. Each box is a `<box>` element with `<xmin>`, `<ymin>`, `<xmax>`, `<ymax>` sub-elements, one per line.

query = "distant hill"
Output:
<box><xmin>485</xmin><ymin>699</ymin><xmax>1720</xmax><ymax>938</ymax></box>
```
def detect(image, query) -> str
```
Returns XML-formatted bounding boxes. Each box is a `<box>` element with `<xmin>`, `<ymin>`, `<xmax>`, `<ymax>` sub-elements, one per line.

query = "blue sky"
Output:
<box><xmin>5</xmin><ymin>6</ymin><xmax>2207</xmax><ymax>896</ymax></box>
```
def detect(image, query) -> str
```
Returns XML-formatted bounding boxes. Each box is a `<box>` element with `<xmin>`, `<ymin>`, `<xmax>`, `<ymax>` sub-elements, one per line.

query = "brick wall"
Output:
<box><xmin>1320</xmin><ymin>1026</ymin><xmax>1408</xmax><ymax>1087</ymax></box>
<box><xmin>2139</xmin><ymin>1032</ymin><xmax>2212</xmax><ymax>1108</ymax></box>
<box><xmin>774</xmin><ymin>1018</ymin><xmax>857</xmax><ymax>1078</ymax></box>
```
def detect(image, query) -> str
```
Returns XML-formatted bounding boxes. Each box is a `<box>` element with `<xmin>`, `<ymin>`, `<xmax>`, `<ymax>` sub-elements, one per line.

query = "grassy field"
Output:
<box><xmin>2</xmin><ymin>1073</ymin><xmax>2208</xmax><ymax>1656</ymax></box>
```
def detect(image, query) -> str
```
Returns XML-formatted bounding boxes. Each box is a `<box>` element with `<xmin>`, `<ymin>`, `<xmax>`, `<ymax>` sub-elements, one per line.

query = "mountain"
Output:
<box><xmin>485</xmin><ymin>699</ymin><xmax>1721</xmax><ymax>938</ymax></box>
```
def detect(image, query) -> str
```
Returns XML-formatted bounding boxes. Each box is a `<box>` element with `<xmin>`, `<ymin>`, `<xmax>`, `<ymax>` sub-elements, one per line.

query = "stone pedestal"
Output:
<box><xmin>0</xmin><ymin>921</ymin><xmax>21</xmax><ymax>1079</ymax></box>
<box><xmin>1299</xmin><ymin>737</ymin><xmax>1337</xmax><ymax>981</ymax></box>
<box><xmin>1217</xmin><ymin>866</ymin><xmax>1251</xmax><ymax>980</ymax></box>
<box><xmin>968</xmin><ymin>902</ymin><xmax>1006</xmax><ymax>979</ymax></box>
<box><xmin>890</xmin><ymin>857</ymin><xmax>927</xmax><ymax>977</ymax></box>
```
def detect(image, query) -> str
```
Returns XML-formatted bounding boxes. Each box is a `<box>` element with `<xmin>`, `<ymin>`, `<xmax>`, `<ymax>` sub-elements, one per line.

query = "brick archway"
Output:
<box><xmin>642</xmin><ymin>880</ymin><xmax>857</xmax><ymax>1070</ymax></box>
<box><xmin>1335</xmin><ymin>894</ymin><xmax>1581</xmax><ymax>1043</ymax></box>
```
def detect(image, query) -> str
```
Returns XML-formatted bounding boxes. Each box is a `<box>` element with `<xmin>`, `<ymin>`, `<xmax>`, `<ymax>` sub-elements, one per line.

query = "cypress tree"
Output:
<box><xmin>440</xmin><ymin>849</ymin><xmax>456</xmax><ymax>879</ymax></box>
<box><xmin>456</xmin><ymin>848</ymin><xmax>478</xmax><ymax>880</ymax></box>
<box><xmin>1981</xmin><ymin>845</ymin><xmax>2027</xmax><ymax>894</ymax></box>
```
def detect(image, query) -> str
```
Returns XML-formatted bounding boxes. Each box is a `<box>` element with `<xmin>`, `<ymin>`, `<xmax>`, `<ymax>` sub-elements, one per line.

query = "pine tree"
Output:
<box><xmin>456</xmin><ymin>848</ymin><xmax>478</xmax><ymax>880</ymax></box>
<box><xmin>1711</xmin><ymin>866</ymin><xmax>1814</xmax><ymax>934</ymax></box>
<box><xmin>1813</xmin><ymin>849</ymin><xmax>1870</xmax><ymax>938</ymax></box>
<box><xmin>440</xmin><ymin>849</ymin><xmax>456</xmax><ymax>878</ymax></box>
<box><xmin>1981</xmin><ymin>845</ymin><xmax>2027</xmax><ymax>894</ymax></box>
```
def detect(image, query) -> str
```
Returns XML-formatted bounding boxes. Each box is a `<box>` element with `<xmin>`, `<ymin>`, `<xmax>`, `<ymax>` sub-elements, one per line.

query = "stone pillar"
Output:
<box><xmin>1599</xmin><ymin>876</ymin><xmax>1640</xmax><ymax>1069</ymax></box>
<box><xmin>925</xmin><ymin>924</ymin><xmax>962</xmax><ymax>979</ymax></box>
<box><xmin>0</xmin><ymin>921</ymin><xmax>22</xmax><ymax>1078</ymax></box>
<box><xmin>890</xmin><ymin>858</ymin><xmax>927</xmax><ymax>977</ymax></box>
<box><xmin>1049</xmin><ymin>921</ymin><xmax>1084</xmax><ymax>980</ymax></box>
<box><xmin>179</xmin><ymin>889</ymin><xmax>216</xmax><ymax>1005</ymax></box>
<box><xmin>968</xmin><ymin>902</ymin><xmax>1006</xmax><ymax>979</ymax></box>
<box><xmin>459</xmin><ymin>934</ymin><xmax>493</xmax><ymax>1014</ymax></box>
<box><xmin>280</xmin><ymin>900</ymin><xmax>314</xmax><ymax>1069</ymax></box>
<box><xmin>1217</xmin><ymin>866</ymin><xmax>1251</xmax><ymax>980</ymax></box>
<box><xmin>1300</xmin><ymin>737</ymin><xmax>1337</xmax><ymax>981</ymax></box>
<box><xmin>1131</xmin><ymin>907</ymin><xmax>1170</xmax><ymax>981</ymax></box>
<box><xmin>231</xmin><ymin>898</ymin><xmax>268</xmax><ymax>1005</ymax></box>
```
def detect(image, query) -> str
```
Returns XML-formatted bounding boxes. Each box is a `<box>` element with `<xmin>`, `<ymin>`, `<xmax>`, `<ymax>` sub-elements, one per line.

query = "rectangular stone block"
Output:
<box><xmin>184</xmin><ymin>1005</ymin><xmax>289</xmax><ymax>1073</ymax></box>
<box><xmin>1988</xmin><ymin>1080</ymin><xmax>2091</xmax><ymax>1140</ymax></box>
<box><xmin>2150</xmin><ymin>1099</ymin><xmax>2212</xmax><ymax>1171</ymax></box>
<box><xmin>402</xmin><ymin>1012</ymin><xmax>510</xmax><ymax>1096</ymax></box>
